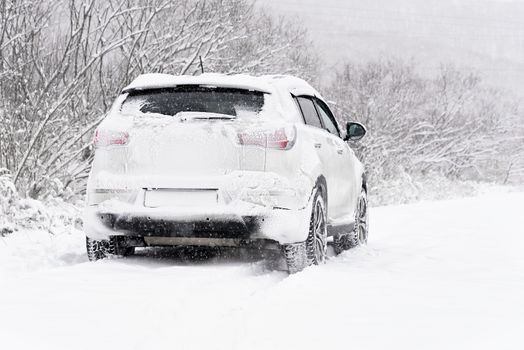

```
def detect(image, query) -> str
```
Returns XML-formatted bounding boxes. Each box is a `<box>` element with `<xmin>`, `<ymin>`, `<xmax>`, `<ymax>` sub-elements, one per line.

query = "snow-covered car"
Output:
<box><xmin>84</xmin><ymin>73</ymin><xmax>368</xmax><ymax>272</ymax></box>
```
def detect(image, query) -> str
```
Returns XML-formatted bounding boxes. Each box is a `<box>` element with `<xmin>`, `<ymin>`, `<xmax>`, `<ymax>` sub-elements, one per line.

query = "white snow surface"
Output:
<box><xmin>1</xmin><ymin>189</ymin><xmax>523</xmax><ymax>350</ymax></box>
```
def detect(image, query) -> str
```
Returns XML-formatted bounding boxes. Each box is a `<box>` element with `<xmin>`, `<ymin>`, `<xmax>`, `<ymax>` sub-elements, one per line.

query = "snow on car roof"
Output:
<box><xmin>122</xmin><ymin>73</ymin><xmax>322</xmax><ymax>99</ymax></box>
<box><xmin>262</xmin><ymin>74</ymin><xmax>322</xmax><ymax>99</ymax></box>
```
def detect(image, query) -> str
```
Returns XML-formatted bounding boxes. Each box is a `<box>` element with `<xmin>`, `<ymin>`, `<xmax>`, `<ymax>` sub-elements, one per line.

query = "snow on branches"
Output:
<box><xmin>325</xmin><ymin>59</ymin><xmax>524</xmax><ymax>197</ymax></box>
<box><xmin>0</xmin><ymin>0</ymin><xmax>317</xmax><ymax>199</ymax></box>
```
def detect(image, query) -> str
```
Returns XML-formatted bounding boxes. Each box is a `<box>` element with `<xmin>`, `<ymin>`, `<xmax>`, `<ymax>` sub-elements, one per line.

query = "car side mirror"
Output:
<box><xmin>344</xmin><ymin>122</ymin><xmax>366</xmax><ymax>141</ymax></box>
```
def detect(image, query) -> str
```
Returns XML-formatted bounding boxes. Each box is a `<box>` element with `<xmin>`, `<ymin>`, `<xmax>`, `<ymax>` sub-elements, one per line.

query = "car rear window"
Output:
<box><xmin>120</xmin><ymin>86</ymin><xmax>265</xmax><ymax>118</ymax></box>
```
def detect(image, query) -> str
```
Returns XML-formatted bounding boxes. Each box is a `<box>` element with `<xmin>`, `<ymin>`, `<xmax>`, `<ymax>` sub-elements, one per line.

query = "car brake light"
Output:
<box><xmin>238</xmin><ymin>126</ymin><xmax>296</xmax><ymax>150</ymax></box>
<box><xmin>93</xmin><ymin>129</ymin><xmax>129</xmax><ymax>147</ymax></box>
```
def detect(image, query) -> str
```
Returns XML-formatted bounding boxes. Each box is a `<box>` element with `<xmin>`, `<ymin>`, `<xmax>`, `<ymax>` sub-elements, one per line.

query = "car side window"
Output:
<box><xmin>314</xmin><ymin>99</ymin><xmax>340</xmax><ymax>137</ymax></box>
<box><xmin>296</xmin><ymin>96</ymin><xmax>322</xmax><ymax>129</ymax></box>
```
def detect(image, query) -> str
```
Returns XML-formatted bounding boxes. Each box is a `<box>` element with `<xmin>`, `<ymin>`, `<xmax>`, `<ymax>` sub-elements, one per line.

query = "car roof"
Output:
<box><xmin>123</xmin><ymin>73</ymin><xmax>323</xmax><ymax>98</ymax></box>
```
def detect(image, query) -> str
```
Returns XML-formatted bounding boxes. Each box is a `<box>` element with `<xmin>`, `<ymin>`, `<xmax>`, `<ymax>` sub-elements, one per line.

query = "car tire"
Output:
<box><xmin>86</xmin><ymin>236</ymin><xmax>113</xmax><ymax>261</ymax></box>
<box><xmin>86</xmin><ymin>236</ymin><xmax>132</xmax><ymax>261</ymax></box>
<box><xmin>282</xmin><ymin>242</ymin><xmax>307</xmax><ymax>274</ymax></box>
<box><xmin>282</xmin><ymin>188</ymin><xmax>328</xmax><ymax>273</ymax></box>
<box><xmin>334</xmin><ymin>188</ymin><xmax>368</xmax><ymax>254</ymax></box>
<box><xmin>306</xmin><ymin>188</ymin><xmax>328</xmax><ymax>265</ymax></box>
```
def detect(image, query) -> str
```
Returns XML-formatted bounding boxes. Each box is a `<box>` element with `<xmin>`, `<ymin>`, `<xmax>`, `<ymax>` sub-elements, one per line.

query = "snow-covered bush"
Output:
<box><xmin>368</xmin><ymin>171</ymin><xmax>480</xmax><ymax>206</ymax></box>
<box><xmin>325</xmin><ymin>59</ymin><xmax>524</xmax><ymax>204</ymax></box>
<box><xmin>0</xmin><ymin>169</ymin><xmax>81</xmax><ymax>236</ymax></box>
<box><xmin>0</xmin><ymin>169</ymin><xmax>18</xmax><ymax>236</ymax></box>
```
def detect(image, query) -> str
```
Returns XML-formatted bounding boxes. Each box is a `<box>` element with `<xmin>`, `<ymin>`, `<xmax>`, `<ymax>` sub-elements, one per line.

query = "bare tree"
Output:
<box><xmin>325</xmin><ymin>59</ymin><xmax>523</xmax><ymax>190</ymax></box>
<box><xmin>0</xmin><ymin>0</ymin><xmax>318</xmax><ymax>199</ymax></box>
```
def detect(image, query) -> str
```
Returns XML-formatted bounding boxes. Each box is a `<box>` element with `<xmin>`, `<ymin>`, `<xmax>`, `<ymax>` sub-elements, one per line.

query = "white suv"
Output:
<box><xmin>84</xmin><ymin>73</ymin><xmax>368</xmax><ymax>273</ymax></box>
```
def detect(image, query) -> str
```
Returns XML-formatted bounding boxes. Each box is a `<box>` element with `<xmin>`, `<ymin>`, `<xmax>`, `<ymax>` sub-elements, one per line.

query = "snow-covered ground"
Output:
<box><xmin>1</xmin><ymin>189</ymin><xmax>523</xmax><ymax>350</ymax></box>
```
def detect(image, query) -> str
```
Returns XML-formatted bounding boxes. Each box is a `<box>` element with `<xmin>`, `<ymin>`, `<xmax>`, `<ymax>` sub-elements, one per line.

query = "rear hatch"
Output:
<box><xmin>127</xmin><ymin>112</ymin><xmax>264</xmax><ymax>176</ymax></box>
<box><xmin>95</xmin><ymin>86</ymin><xmax>275</xmax><ymax>182</ymax></box>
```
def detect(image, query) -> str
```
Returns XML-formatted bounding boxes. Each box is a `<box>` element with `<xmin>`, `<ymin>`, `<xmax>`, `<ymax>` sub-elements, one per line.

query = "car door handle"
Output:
<box><xmin>314</xmin><ymin>143</ymin><xmax>322</xmax><ymax>149</ymax></box>
<box><xmin>337</xmin><ymin>149</ymin><xmax>344</xmax><ymax>154</ymax></box>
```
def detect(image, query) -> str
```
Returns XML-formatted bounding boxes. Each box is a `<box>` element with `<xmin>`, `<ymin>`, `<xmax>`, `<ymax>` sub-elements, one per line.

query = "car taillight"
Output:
<box><xmin>238</xmin><ymin>126</ymin><xmax>296</xmax><ymax>150</ymax></box>
<box><xmin>93</xmin><ymin>129</ymin><xmax>129</xmax><ymax>148</ymax></box>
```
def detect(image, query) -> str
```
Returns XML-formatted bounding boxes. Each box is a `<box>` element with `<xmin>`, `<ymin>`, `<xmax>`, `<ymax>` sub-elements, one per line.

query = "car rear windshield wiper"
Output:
<box><xmin>175</xmin><ymin>112</ymin><xmax>237</xmax><ymax>121</ymax></box>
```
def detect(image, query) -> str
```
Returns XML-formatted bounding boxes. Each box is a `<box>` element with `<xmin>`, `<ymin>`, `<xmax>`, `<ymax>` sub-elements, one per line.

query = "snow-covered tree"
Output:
<box><xmin>325</xmin><ymin>60</ymin><xmax>524</xmax><ymax>191</ymax></box>
<box><xmin>0</xmin><ymin>0</ymin><xmax>318</xmax><ymax>199</ymax></box>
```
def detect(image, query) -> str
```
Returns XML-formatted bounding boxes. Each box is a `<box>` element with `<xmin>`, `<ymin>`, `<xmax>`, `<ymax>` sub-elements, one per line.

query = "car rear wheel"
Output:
<box><xmin>282</xmin><ymin>188</ymin><xmax>327</xmax><ymax>273</ymax></box>
<box><xmin>86</xmin><ymin>237</ymin><xmax>112</xmax><ymax>261</ymax></box>
<box><xmin>86</xmin><ymin>236</ymin><xmax>134</xmax><ymax>261</ymax></box>
<box><xmin>306</xmin><ymin>190</ymin><xmax>328</xmax><ymax>265</ymax></box>
<box><xmin>334</xmin><ymin>188</ymin><xmax>368</xmax><ymax>254</ymax></box>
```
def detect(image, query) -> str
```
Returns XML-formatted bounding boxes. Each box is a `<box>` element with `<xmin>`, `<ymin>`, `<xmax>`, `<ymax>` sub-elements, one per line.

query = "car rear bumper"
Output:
<box><xmin>93</xmin><ymin>210</ymin><xmax>261</xmax><ymax>239</ymax></box>
<box><xmin>83</xmin><ymin>171</ymin><xmax>315</xmax><ymax>245</ymax></box>
<box><xmin>84</xmin><ymin>204</ymin><xmax>311</xmax><ymax>245</ymax></box>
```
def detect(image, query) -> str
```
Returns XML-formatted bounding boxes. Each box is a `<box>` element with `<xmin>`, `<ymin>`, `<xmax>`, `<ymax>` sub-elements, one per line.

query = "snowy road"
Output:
<box><xmin>1</xmin><ymin>190</ymin><xmax>523</xmax><ymax>350</ymax></box>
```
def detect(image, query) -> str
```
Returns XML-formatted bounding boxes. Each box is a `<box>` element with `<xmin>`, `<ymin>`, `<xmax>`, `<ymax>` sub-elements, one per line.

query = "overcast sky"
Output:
<box><xmin>263</xmin><ymin>0</ymin><xmax>524</xmax><ymax>94</ymax></box>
